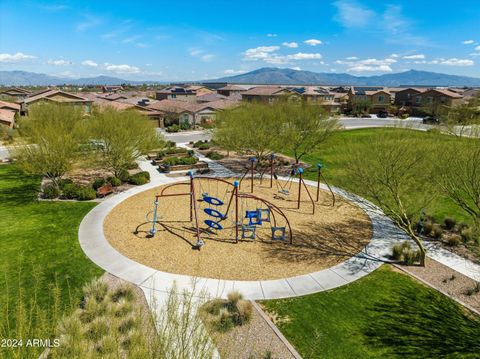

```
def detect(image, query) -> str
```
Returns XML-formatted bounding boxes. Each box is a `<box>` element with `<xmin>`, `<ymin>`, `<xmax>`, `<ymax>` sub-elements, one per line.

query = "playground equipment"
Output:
<box><xmin>148</xmin><ymin>172</ymin><xmax>293</xmax><ymax>249</ymax></box>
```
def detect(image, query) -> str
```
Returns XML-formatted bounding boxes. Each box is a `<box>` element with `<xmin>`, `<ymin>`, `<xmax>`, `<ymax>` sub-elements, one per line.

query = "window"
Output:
<box><xmin>378</xmin><ymin>95</ymin><xmax>385</xmax><ymax>102</ymax></box>
<box><xmin>171</xmin><ymin>94</ymin><xmax>176</xmax><ymax>98</ymax></box>
<box><xmin>440</xmin><ymin>96</ymin><xmax>446</xmax><ymax>103</ymax></box>
<box><xmin>427</xmin><ymin>96</ymin><xmax>433</xmax><ymax>104</ymax></box>
<box><xmin>415</xmin><ymin>96</ymin><xmax>421</xmax><ymax>104</ymax></box>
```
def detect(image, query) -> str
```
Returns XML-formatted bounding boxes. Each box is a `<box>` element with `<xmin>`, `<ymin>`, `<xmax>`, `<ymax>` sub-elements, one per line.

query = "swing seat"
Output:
<box><xmin>241</xmin><ymin>224</ymin><xmax>256</xmax><ymax>240</ymax></box>
<box><xmin>279</xmin><ymin>189</ymin><xmax>289</xmax><ymax>195</ymax></box>
<box><xmin>204</xmin><ymin>220</ymin><xmax>223</xmax><ymax>230</ymax></box>
<box><xmin>245</xmin><ymin>210</ymin><xmax>262</xmax><ymax>226</ymax></box>
<box><xmin>257</xmin><ymin>208</ymin><xmax>271</xmax><ymax>222</ymax></box>
<box><xmin>204</xmin><ymin>208</ymin><xmax>224</xmax><ymax>218</ymax></box>
<box><xmin>271</xmin><ymin>226</ymin><xmax>286</xmax><ymax>241</ymax></box>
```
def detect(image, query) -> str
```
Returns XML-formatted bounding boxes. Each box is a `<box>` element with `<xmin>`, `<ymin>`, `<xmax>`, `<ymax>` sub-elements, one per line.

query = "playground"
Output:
<box><xmin>104</xmin><ymin>168</ymin><xmax>373</xmax><ymax>281</ymax></box>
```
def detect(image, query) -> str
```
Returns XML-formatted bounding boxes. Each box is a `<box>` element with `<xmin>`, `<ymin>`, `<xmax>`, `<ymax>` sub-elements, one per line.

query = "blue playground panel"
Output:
<box><xmin>241</xmin><ymin>224</ymin><xmax>256</xmax><ymax>239</ymax></box>
<box><xmin>271</xmin><ymin>226</ymin><xmax>286</xmax><ymax>240</ymax></box>
<box><xmin>245</xmin><ymin>210</ymin><xmax>262</xmax><ymax>225</ymax></box>
<box><xmin>203</xmin><ymin>195</ymin><xmax>224</xmax><ymax>206</ymax></box>
<box><xmin>204</xmin><ymin>208</ymin><xmax>224</xmax><ymax>218</ymax></box>
<box><xmin>204</xmin><ymin>220</ymin><xmax>223</xmax><ymax>230</ymax></box>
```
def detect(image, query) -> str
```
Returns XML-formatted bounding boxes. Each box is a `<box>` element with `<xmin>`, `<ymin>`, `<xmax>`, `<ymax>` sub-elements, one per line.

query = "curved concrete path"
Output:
<box><xmin>79</xmin><ymin>159</ymin><xmax>410</xmax><ymax>301</ymax></box>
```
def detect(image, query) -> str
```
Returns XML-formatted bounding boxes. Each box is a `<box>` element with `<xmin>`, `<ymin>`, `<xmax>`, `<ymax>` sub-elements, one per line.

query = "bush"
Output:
<box><xmin>92</xmin><ymin>177</ymin><xmax>106</xmax><ymax>190</ymax></box>
<box><xmin>196</xmin><ymin>168</ymin><xmax>211</xmax><ymax>175</ymax></box>
<box><xmin>400</xmin><ymin>113</ymin><xmax>409</xmax><ymax>119</ymax></box>
<box><xmin>193</xmin><ymin>140</ymin><xmax>206</xmax><ymax>148</ymax></box>
<box><xmin>128</xmin><ymin>172</ymin><xmax>149</xmax><ymax>185</ymax></box>
<box><xmin>180</xmin><ymin>119</ymin><xmax>190</xmax><ymax>130</ymax></box>
<box><xmin>460</xmin><ymin>227</ymin><xmax>474</xmax><ymax>242</ymax></box>
<box><xmin>43</xmin><ymin>184</ymin><xmax>60</xmax><ymax>199</ymax></box>
<box><xmin>162</xmin><ymin>156</ymin><xmax>198</xmax><ymax>166</ymax></box>
<box><xmin>403</xmin><ymin>249</ymin><xmax>420</xmax><ymax>265</ymax></box>
<box><xmin>76</xmin><ymin>186</ymin><xmax>97</xmax><ymax>201</ymax></box>
<box><xmin>118</xmin><ymin>169</ymin><xmax>130</xmax><ymax>182</ymax></box>
<box><xmin>165</xmin><ymin>125</ymin><xmax>180</xmax><ymax>133</ymax></box>
<box><xmin>166</xmin><ymin>140</ymin><xmax>176</xmax><ymax>148</ymax></box>
<box><xmin>432</xmin><ymin>224</ymin><xmax>443</xmax><ymax>239</ymax></box>
<box><xmin>233</xmin><ymin>300</ymin><xmax>252</xmax><ymax>325</ymax></box>
<box><xmin>197</xmin><ymin>143</ymin><xmax>211</xmax><ymax>150</ymax></box>
<box><xmin>58</xmin><ymin>178</ymin><xmax>73</xmax><ymax>190</ymax></box>
<box><xmin>423</xmin><ymin>221</ymin><xmax>433</xmax><ymax>236</ymax></box>
<box><xmin>125</xmin><ymin>162</ymin><xmax>138</xmax><ymax>170</ymax></box>
<box><xmin>107</xmin><ymin>176</ymin><xmax>121</xmax><ymax>187</ymax></box>
<box><xmin>392</xmin><ymin>241</ymin><xmax>420</xmax><ymax>265</ymax></box>
<box><xmin>206</xmin><ymin>151</ymin><xmax>224</xmax><ymax>160</ymax></box>
<box><xmin>62</xmin><ymin>183</ymin><xmax>80</xmax><ymax>199</ymax></box>
<box><xmin>227</xmin><ymin>291</ymin><xmax>243</xmax><ymax>309</ymax></box>
<box><xmin>445</xmin><ymin>234</ymin><xmax>461</xmax><ymax>247</ymax></box>
<box><xmin>444</xmin><ymin>217</ymin><xmax>456</xmax><ymax>230</ymax></box>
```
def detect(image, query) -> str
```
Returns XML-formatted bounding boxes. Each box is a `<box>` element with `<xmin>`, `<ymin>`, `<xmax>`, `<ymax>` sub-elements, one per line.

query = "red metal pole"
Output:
<box><xmin>234</xmin><ymin>181</ymin><xmax>239</xmax><ymax>243</ymax></box>
<box><xmin>188</xmin><ymin>172</ymin><xmax>201</xmax><ymax>243</ymax></box>
<box><xmin>251</xmin><ymin>160</ymin><xmax>254</xmax><ymax>193</ymax></box>
<box><xmin>297</xmin><ymin>170</ymin><xmax>302</xmax><ymax>209</ymax></box>
<box><xmin>270</xmin><ymin>156</ymin><xmax>274</xmax><ymax>188</ymax></box>
<box><xmin>316</xmin><ymin>169</ymin><xmax>321</xmax><ymax>202</ymax></box>
<box><xmin>190</xmin><ymin>176</ymin><xmax>193</xmax><ymax>221</ymax></box>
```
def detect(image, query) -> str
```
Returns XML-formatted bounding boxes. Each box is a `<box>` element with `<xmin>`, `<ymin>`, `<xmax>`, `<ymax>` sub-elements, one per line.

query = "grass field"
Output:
<box><xmin>0</xmin><ymin>164</ymin><xmax>103</xmax><ymax>357</ymax></box>
<box><xmin>261</xmin><ymin>265</ymin><xmax>480</xmax><ymax>359</ymax></box>
<box><xmin>301</xmin><ymin>127</ymin><xmax>473</xmax><ymax>224</ymax></box>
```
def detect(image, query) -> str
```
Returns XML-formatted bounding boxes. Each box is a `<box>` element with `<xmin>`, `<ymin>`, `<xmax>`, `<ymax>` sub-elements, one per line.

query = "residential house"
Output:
<box><xmin>0</xmin><ymin>100</ymin><xmax>21</xmax><ymax>112</ymax></box>
<box><xmin>393</xmin><ymin>88</ymin><xmax>427</xmax><ymax>107</ymax></box>
<box><xmin>241</xmin><ymin>86</ymin><xmax>298</xmax><ymax>103</ymax></box>
<box><xmin>102</xmin><ymin>85</ymin><xmax>124</xmax><ymax>93</ymax></box>
<box><xmin>19</xmin><ymin>90</ymin><xmax>92</xmax><ymax>115</ymax></box>
<box><xmin>196</xmin><ymin>93</ymin><xmax>227</xmax><ymax>103</ymax></box>
<box><xmin>416</xmin><ymin>89</ymin><xmax>463</xmax><ymax>114</ymax></box>
<box><xmin>217</xmin><ymin>84</ymin><xmax>247</xmax><ymax>97</ymax></box>
<box><xmin>155</xmin><ymin>87</ymin><xmax>197</xmax><ymax>102</ymax></box>
<box><xmin>0</xmin><ymin>109</ymin><xmax>16</xmax><ymax>128</ymax></box>
<box><xmin>348</xmin><ymin>87</ymin><xmax>391</xmax><ymax>113</ymax></box>
<box><xmin>185</xmin><ymin>85</ymin><xmax>214</xmax><ymax>96</ymax></box>
<box><xmin>0</xmin><ymin>87</ymin><xmax>31</xmax><ymax>100</ymax></box>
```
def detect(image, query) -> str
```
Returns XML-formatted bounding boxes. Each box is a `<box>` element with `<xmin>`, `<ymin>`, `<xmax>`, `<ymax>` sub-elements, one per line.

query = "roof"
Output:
<box><xmin>242</xmin><ymin>86</ymin><xmax>288</xmax><ymax>96</ymax></box>
<box><xmin>217</xmin><ymin>84</ymin><xmax>246</xmax><ymax>91</ymax></box>
<box><xmin>0</xmin><ymin>100</ymin><xmax>20</xmax><ymax>111</ymax></box>
<box><xmin>422</xmin><ymin>89</ymin><xmax>463</xmax><ymax>98</ymax></box>
<box><xmin>0</xmin><ymin>109</ymin><xmax>16</xmax><ymax>125</ymax></box>
<box><xmin>351</xmin><ymin>87</ymin><xmax>385</xmax><ymax>95</ymax></box>
<box><xmin>147</xmin><ymin>99</ymin><xmax>198</xmax><ymax>113</ymax></box>
<box><xmin>118</xmin><ymin>97</ymin><xmax>159</xmax><ymax>106</ymax></box>
<box><xmin>199</xmin><ymin>99</ymin><xmax>239</xmax><ymax>110</ymax></box>
<box><xmin>364</xmin><ymin>90</ymin><xmax>390</xmax><ymax>96</ymax></box>
<box><xmin>100</xmin><ymin>93</ymin><xmax>128</xmax><ymax>101</ymax></box>
<box><xmin>0</xmin><ymin>87</ymin><xmax>31</xmax><ymax>95</ymax></box>
<box><xmin>185</xmin><ymin>85</ymin><xmax>206</xmax><ymax>91</ymax></box>
<box><xmin>157</xmin><ymin>87</ymin><xmax>195</xmax><ymax>95</ymax></box>
<box><xmin>394</xmin><ymin>87</ymin><xmax>428</xmax><ymax>94</ymax></box>
<box><xmin>23</xmin><ymin>90</ymin><xmax>91</xmax><ymax>104</ymax></box>
<box><xmin>196</xmin><ymin>93</ymin><xmax>227</xmax><ymax>102</ymax></box>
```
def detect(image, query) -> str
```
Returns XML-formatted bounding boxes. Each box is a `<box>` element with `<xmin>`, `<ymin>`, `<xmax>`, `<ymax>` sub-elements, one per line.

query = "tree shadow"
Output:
<box><xmin>262</xmin><ymin>218</ymin><xmax>372</xmax><ymax>263</ymax></box>
<box><xmin>362</xmin><ymin>288</ymin><xmax>480</xmax><ymax>358</ymax></box>
<box><xmin>0</xmin><ymin>166</ymin><xmax>40</xmax><ymax>206</ymax></box>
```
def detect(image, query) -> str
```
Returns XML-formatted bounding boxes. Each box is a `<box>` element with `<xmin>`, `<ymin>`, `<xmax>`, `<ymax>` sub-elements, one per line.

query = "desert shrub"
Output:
<box><xmin>110</xmin><ymin>285</ymin><xmax>135</xmax><ymax>303</ymax></box>
<box><xmin>196</xmin><ymin>168</ymin><xmax>211</xmax><ymax>175</ymax></box>
<box><xmin>216</xmin><ymin>308</ymin><xmax>234</xmax><ymax>332</ymax></box>
<box><xmin>76</xmin><ymin>186</ymin><xmax>96</xmax><ymax>201</ymax></box>
<box><xmin>403</xmin><ymin>249</ymin><xmax>420</xmax><ymax>265</ymax></box>
<box><xmin>392</xmin><ymin>243</ymin><xmax>404</xmax><ymax>260</ymax></box>
<box><xmin>107</xmin><ymin>176</ymin><xmax>121</xmax><ymax>187</ymax></box>
<box><xmin>43</xmin><ymin>184</ymin><xmax>60</xmax><ymax>199</ymax></box>
<box><xmin>193</xmin><ymin>140</ymin><xmax>207</xmax><ymax>148</ymax></box>
<box><xmin>465</xmin><ymin>282</ymin><xmax>480</xmax><ymax>296</ymax></box>
<box><xmin>62</xmin><ymin>183</ymin><xmax>80</xmax><ymax>199</ymax></box>
<box><xmin>197</xmin><ymin>143</ymin><xmax>211</xmax><ymax>150</ymax></box>
<box><xmin>233</xmin><ymin>300</ymin><xmax>253</xmax><ymax>325</ymax></box>
<box><xmin>445</xmin><ymin>234</ymin><xmax>461</xmax><ymax>247</ymax></box>
<box><xmin>165</xmin><ymin>124</ymin><xmax>180</xmax><ymax>133</ymax></box>
<box><xmin>423</xmin><ymin>221</ymin><xmax>433</xmax><ymax>236</ymax></box>
<box><xmin>163</xmin><ymin>156</ymin><xmax>198</xmax><ymax>166</ymax></box>
<box><xmin>92</xmin><ymin>177</ymin><xmax>106</xmax><ymax>190</ymax></box>
<box><xmin>432</xmin><ymin>224</ymin><xmax>443</xmax><ymax>239</ymax></box>
<box><xmin>180</xmin><ymin>119</ymin><xmax>190</xmax><ymax>130</ymax></box>
<box><xmin>206</xmin><ymin>151</ymin><xmax>224</xmax><ymax>160</ymax></box>
<box><xmin>444</xmin><ymin>217</ymin><xmax>456</xmax><ymax>230</ymax></box>
<box><xmin>227</xmin><ymin>291</ymin><xmax>243</xmax><ymax>310</ymax></box>
<box><xmin>128</xmin><ymin>172</ymin><xmax>149</xmax><ymax>185</ymax></box>
<box><xmin>392</xmin><ymin>241</ymin><xmax>420</xmax><ymax>265</ymax></box>
<box><xmin>166</xmin><ymin>140</ymin><xmax>176</xmax><ymax>147</ymax></box>
<box><xmin>460</xmin><ymin>227</ymin><xmax>474</xmax><ymax>242</ymax></box>
<box><xmin>138</xmin><ymin>171</ymin><xmax>150</xmax><ymax>180</ymax></box>
<box><xmin>57</xmin><ymin>178</ymin><xmax>73</xmax><ymax>190</ymax></box>
<box><xmin>117</xmin><ymin>169</ymin><xmax>130</xmax><ymax>182</ymax></box>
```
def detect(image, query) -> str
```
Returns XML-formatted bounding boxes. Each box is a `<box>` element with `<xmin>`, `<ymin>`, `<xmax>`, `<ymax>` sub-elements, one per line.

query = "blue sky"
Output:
<box><xmin>1</xmin><ymin>0</ymin><xmax>480</xmax><ymax>80</ymax></box>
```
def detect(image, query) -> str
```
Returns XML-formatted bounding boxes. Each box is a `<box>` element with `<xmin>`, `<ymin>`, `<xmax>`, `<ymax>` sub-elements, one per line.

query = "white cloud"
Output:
<box><xmin>267</xmin><ymin>33</ymin><xmax>278</xmax><ymax>37</ymax></box>
<box><xmin>345</xmin><ymin>56</ymin><xmax>358</xmax><ymax>60</ymax></box>
<box><xmin>390</xmin><ymin>53</ymin><xmax>400</xmax><ymax>58</ymax></box>
<box><xmin>439</xmin><ymin>58</ymin><xmax>474</xmax><ymax>66</ymax></box>
<box><xmin>189</xmin><ymin>48</ymin><xmax>215</xmax><ymax>62</ymax></box>
<box><xmin>402</xmin><ymin>54</ymin><xmax>425</xmax><ymax>59</ymax></box>
<box><xmin>333</xmin><ymin>0</ymin><xmax>375</xmax><ymax>28</ymax></box>
<box><xmin>462</xmin><ymin>40</ymin><xmax>475</xmax><ymax>45</ymax></box>
<box><xmin>105</xmin><ymin>64</ymin><xmax>140</xmax><ymax>74</ymax></box>
<box><xmin>243</xmin><ymin>46</ymin><xmax>280</xmax><ymax>61</ymax></box>
<box><xmin>223</xmin><ymin>69</ymin><xmax>246</xmax><ymax>75</ymax></box>
<box><xmin>287</xmin><ymin>52</ymin><xmax>322</xmax><ymax>60</ymax></box>
<box><xmin>76</xmin><ymin>14</ymin><xmax>101</xmax><ymax>32</ymax></box>
<box><xmin>282</xmin><ymin>42</ymin><xmax>298</xmax><ymax>48</ymax></box>
<box><xmin>47</xmin><ymin>59</ymin><xmax>72</xmax><ymax>66</ymax></box>
<box><xmin>201</xmin><ymin>54</ymin><xmax>214</xmax><ymax>62</ymax></box>
<box><xmin>304</xmin><ymin>39</ymin><xmax>322</xmax><ymax>46</ymax></box>
<box><xmin>81</xmin><ymin>60</ymin><xmax>98</xmax><ymax>67</ymax></box>
<box><xmin>475</xmin><ymin>45</ymin><xmax>480</xmax><ymax>51</ymax></box>
<box><xmin>0</xmin><ymin>52</ymin><xmax>36</xmax><ymax>63</ymax></box>
<box><xmin>335</xmin><ymin>57</ymin><xmax>397</xmax><ymax>73</ymax></box>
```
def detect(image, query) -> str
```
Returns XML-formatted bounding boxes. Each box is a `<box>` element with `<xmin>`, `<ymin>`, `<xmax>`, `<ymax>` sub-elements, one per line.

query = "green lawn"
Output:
<box><xmin>301</xmin><ymin>127</ymin><xmax>473</xmax><ymax>224</ymax></box>
<box><xmin>0</xmin><ymin>165</ymin><xmax>103</xmax><ymax>356</ymax></box>
<box><xmin>262</xmin><ymin>265</ymin><xmax>480</xmax><ymax>359</ymax></box>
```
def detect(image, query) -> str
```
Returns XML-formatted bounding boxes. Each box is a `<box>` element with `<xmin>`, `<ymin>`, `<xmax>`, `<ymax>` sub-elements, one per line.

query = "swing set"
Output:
<box><xmin>147</xmin><ymin>171</ymin><xmax>293</xmax><ymax>250</ymax></box>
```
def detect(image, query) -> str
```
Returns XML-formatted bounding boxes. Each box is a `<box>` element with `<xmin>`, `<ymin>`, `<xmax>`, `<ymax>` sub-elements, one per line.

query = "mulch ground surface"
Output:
<box><xmin>104</xmin><ymin>178</ymin><xmax>372</xmax><ymax>280</ymax></box>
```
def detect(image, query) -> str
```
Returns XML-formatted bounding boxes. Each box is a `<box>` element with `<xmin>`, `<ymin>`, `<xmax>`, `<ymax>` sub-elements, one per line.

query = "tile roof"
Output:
<box><xmin>198</xmin><ymin>99</ymin><xmax>239</xmax><ymax>110</ymax></box>
<box><xmin>217</xmin><ymin>84</ymin><xmax>246</xmax><ymax>91</ymax></box>
<box><xmin>423</xmin><ymin>89</ymin><xmax>463</xmax><ymax>98</ymax></box>
<box><xmin>0</xmin><ymin>109</ymin><xmax>16</xmax><ymax>125</ymax></box>
<box><xmin>242</xmin><ymin>86</ymin><xmax>287</xmax><ymax>96</ymax></box>
<box><xmin>147</xmin><ymin>99</ymin><xmax>198</xmax><ymax>113</ymax></box>
<box><xmin>197</xmin><ymin>93</ymin><xmax>227</xmax><ymax>102</ymax></box>
<box><xmin>23</xmin><ymin>90</ymin><xmax>91</xmax><ymax>104</ymax></box>
<box><xmin>0</xmin><ymin>100</ymin><xmax>21</xmax><ymax>111</ymax></box>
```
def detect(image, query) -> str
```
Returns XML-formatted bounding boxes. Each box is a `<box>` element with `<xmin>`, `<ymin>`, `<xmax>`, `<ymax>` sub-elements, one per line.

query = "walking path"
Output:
<box><xmin>79</xmin><ymin>158</ymin><xmax>410</xmax><ymax>303</ymax></box>
<box><xmin>80</xmin><ymin>156</ymin><xmax>480</xmax><ymax>305</ymax></box>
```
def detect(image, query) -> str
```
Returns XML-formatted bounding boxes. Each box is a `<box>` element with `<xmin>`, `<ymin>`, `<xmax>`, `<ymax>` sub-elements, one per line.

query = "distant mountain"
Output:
<box><xmin>209</xmin><ymin>67</ymin><xmax>480</xmax><ymax>87</ymax></box>
<box><xmin>0</xmin><ymin>70</ymin><xmax>164</xmax><ymax>86</ymax></box>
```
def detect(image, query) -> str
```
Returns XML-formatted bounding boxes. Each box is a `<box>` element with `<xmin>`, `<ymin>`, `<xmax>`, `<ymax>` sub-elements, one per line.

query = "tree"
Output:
<box><xmin>90</xmin><ymin>107</ymin><xmax>163</xmax><ymax>176</ymax></box>
<box><xmin>15</xmin><ymin>102</ymin><xmax>86</xmax><ymax>186</ymax></box>
<box><xmin>213</xmin><ymin>102</ymin><xmax>281</xmax><ymax>161</ymax></box>
<box><xmin>351</xmin><ymin>97</ymin><xmax>372</xmax><ymax>116</ymax></box>
<box><xmin>435</xmin><ymin>141</ymin><xmax>480</xmax><ymax>229</ymax></box>
<box><xmin>442</xmin><ymin>93</ymin><xmax>480</xmax><ymax>137</ymax></box>
<box><xmin>342</xmin><ymin>130</ymin><xmax>434</xmax><ymax>266</ymax></box>
<box><xmin>275</xmin><ymin>100</ymin><xmax>340</xmax><ymax>164</ymax></box>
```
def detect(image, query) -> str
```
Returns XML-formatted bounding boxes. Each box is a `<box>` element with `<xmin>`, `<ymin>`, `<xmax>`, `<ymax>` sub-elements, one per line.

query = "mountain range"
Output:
<box><xmin>1</xmin><ymin>68</ymin><xmax>480</xmax><ymax>87</ymax></box>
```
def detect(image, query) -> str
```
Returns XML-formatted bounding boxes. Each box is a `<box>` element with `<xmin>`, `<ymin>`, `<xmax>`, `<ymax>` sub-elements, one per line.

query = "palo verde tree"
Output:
<box><xmin>435</xmin><ymin>140</ymin><xmax>480</xmax><ymax>230</ymax></box>
<box><xmin>213</xmin><ymin>101</ymin><xmax>281</xmax><ymax>161</ymax></box>
<box><xmin>15</xmin><ymin>102</ymin><xmax>87</xmax><ymax>187</ymax></box>
<box><xmin>342</xmin><ymin>130</ymin><xmax>434</xmax><ymax>266</ymax></box>
<box><xmin>275</xmin><ymin>99</ymin><xmax>340</xmax><ymax>164</ymax></box>
<box><xmin>89</xmin><ymin>107</ymin><xmax>163</xmax><ymax>176</ymax></box>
